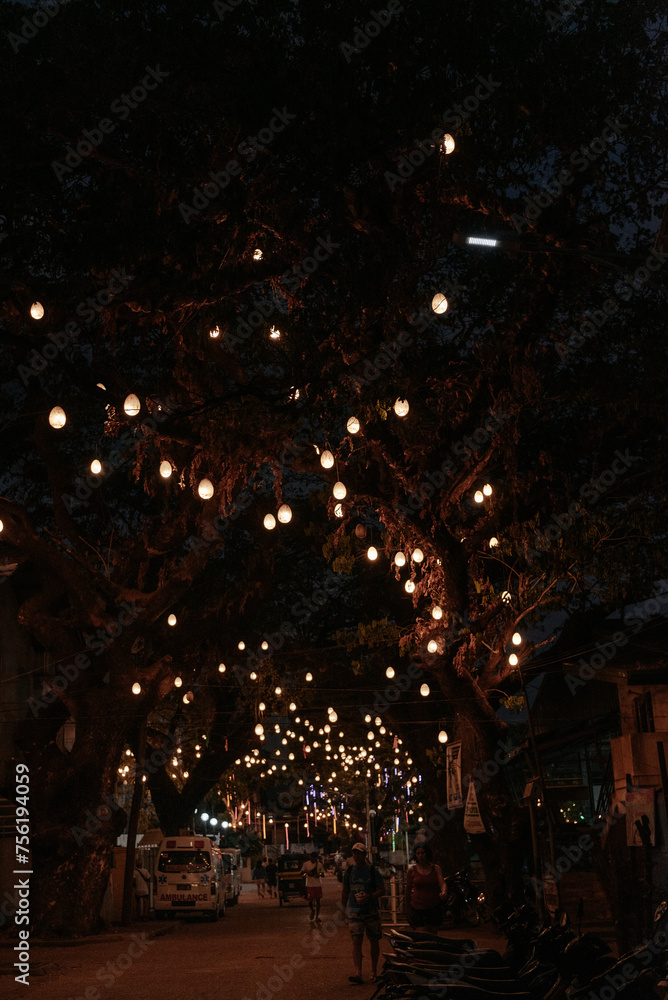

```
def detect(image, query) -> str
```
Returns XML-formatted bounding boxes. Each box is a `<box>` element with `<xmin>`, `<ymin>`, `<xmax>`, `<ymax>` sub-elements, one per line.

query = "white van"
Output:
<box><xmin>154</xmin><ymin>836</ymin><xmax>228</xmax><ymax>920</ymax></box>
<box><xmin>220</xmin><ymin>848</ymin><xmax>242</xmax><ymax>905</ymax></box>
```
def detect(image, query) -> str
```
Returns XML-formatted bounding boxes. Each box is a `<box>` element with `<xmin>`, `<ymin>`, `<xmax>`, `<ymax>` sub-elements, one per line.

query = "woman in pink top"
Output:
<box><xmin>405</xmin><ymin>844</ymin><xmax>447</xmax><ymax>933</ymax></box>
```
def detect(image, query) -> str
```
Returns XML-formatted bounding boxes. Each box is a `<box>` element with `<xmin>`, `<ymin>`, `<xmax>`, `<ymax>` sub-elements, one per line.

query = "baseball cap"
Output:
<box><xmin>352</xmin><ymin>842</ymin><xmax>367</xmax><ymax>853</ymax></box>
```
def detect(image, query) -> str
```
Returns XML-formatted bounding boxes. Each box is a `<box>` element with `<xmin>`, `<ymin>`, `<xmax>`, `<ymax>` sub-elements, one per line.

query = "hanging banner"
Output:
<box><xmin>463</xmin><ymin>780</ymin><xmax>486</xmax><ymax>834</ymax></box>
<box><xmin>625</xmin><ymin>789</ymin><xmax>655</xmax><ymax>847</ymax></box>
<box><xmin>446</xmin><ymin>742</ymin><xmax>463</xmax><ymax>809</ymax></box>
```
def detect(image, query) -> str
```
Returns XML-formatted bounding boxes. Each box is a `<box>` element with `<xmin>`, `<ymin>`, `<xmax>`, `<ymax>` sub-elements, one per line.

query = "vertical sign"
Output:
<box><xmin>446</xmin><ymin>742</ymin><xmax>463</xmax><ymax>809</ymax></box>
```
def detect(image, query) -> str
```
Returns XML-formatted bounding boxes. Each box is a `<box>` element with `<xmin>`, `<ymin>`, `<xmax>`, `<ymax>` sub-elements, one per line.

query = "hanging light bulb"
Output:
<box><xmin>218</xmin><ymin>663</ymin><xmax>226</xmax><ymax>673</ymax></box>
<box><xmin>394</xmin><ymin>398</ymin><xmax>409</xmax><ymax>417</ymax></box>
<box><xmin>512</xmin><ymin>632</ymin><xmax>522</xmax><ymax>645</ymax></box>
<box><xmin>392</xmin><ymin>552</ymin><xmax>405</xmax><ymax>568</ymax></box>
<box><xmin>474</xmin><ymin>490</ymin><xmax>484</xmax><ymax>503</ymax></box>
<box><xmin>255</xmin><ymin>724</ymin><xmax>264</xmax><ymax>736</ymax></box>
<box><xmin>386</xmin><ymin>666</ymin><xmax>395</xmax><ymax>679</ymax></box>
<box><xmin>438</xmin><ymin>730</ymin><xmax>449</xmax><ymax>744</ymax></box>
<box><xmin>333</xmin><ymin>482</ymin><xmax>346</xmax><ymax>500</ymax></box>
<box><xmin>264</xmin><ymin>513</ymin><xmax>276</xmax><ymax>530</ymax></box>
<box><xmin>132</xmin><ymin>682</ymin><xmax>141</xmax><ymax>695</ymax></box>
<box><xmin>320</xmin><ymin>450</ymin><xmax>334</xmax><ymax>469</ymax></box>
<box><xmin>509</xmin><ymin>653</ymin><xmax>519</xmax><ymax>667</ymax></box>
<box><xmin>198</xmin><ymin>478</ymin><xmax>214</xmax><ymax>500</ymax></box>
<box><xmin>277</xmin><ymin>503</ymin><xmax>292</xmax><ymax>523</ymax></box>
<box><xmin>442</xmin><ymin>133</ymin><xmax>455</xmax><ymax>154</ymax></box>
<box><xmin>30</xmin><ymin>301</ymin><xmax>45</xmax><ymax>320</ymax></box>
<box><xmin>183</xmin><ymin>691</ymin><xmax>194</xmax><ymax>704</ymax></box>
<box><xmin>431</xmin><ymin>606</ymin><xmax>443</xmax><ymax>620</ymax></box>
<box><xmin>431</xmin><ymin>293</ymin><xmax>448</xmax><ymax>314</ymax></box>
<box><xmin>48</xmin><ymin>406</ymin><xmax>66</xmax><ymax>429</ymax></box>
<box><xmin>269</xmin><ymin>326</ymin><xmax>281</xmax><ymax>339</ymax></box>
<box><xmin>209</xmin><ymin>325</ymin><xmax>221</xmax><ymax>339</ymax></box>
<box><xmin>427</xmin><ymin>640</ymin><xmax>439</xmax><ymax>653</ymax></box>
<box><xmin>289</xmin><ymin>702</ymin><xmax>296</xmax><ymax>711</ymax></box>
<box><xmin>305</xmin><ymin>672</ymin><xmax>313</xmax><ymax>682</ymax></box>
<box><xmin>367</xmin><ymin>546</ymin><xmax>378</xmax><ymax>561</ymax></box>
<box><xmin>261</xmin><ymin>641</ymin><xmax>269</xmax><ymax>651</ymax></box>
<box><xmin>489</xmin><ymin>536</ymin><xmax>499</xmax><ymax>548</ymax></box>
<box><xmin>159</xmin><ymin>461</ymin><xmax>173</xmax><ymax>479</ymax></box>
<box><xmin>412</xmin><ymin>548</ymin><xmax>424</xmax><ymax>563</ymax></box>
<box><xmin>174</xmin><ymin>676</ymin><xmax>183</xmax><ymax>688</ymax></box>
<box><xmin>483</xmin><ymin>483</ymin><xmax>493</xmax><ymax>496</ymax></box>
<box><xmin>253</xmin><ymin>248</ymin><xmax>263</xmax><ymax>260</ymax></box>
<box><xmin>90</xmin><ymin>459</ymin><xmax>102</xmax><ymax>475</ymax></box>
<box><xmin>405</xmin><ymin>580</ymin><xmax>415</xmax><ymax>593</ymax></box>
<box><xmin>123</xmin><ymin>394</ymin><xmax>141</xmax><ymax>416</ymax></box>
<box><xmin>346</xmin><ymin>416</ymin><xmax>360</xmax><ymax>434</ymax></box>
<box><xmin>329</xmin><ymin>711</ymin><xmax>338</xmax><ymax>723</ymax></box>
<box><xmin>250</xmin><ymin>671</ymin><xmax>257</xmax><ymax>680</ymax></box>
<box><xmin>420</xmin><ymin>683</ymin><xmax>430</xmax><ymax>697</ymax></box>
<box><xmin>501</xmin><ymin>591</ymin><xmax>512</xmax><ymax>603</ymax></box>
<box><xmin>238</xmin><ymin>641</ymin><xmax>245</xmax><ymax>651</ymax></box>
<box><xmin>334</xmin><ymin>503</ymin><xmax>344</xmax><ymax>518</ymax></box>
<box><xmin>275</xmin><ymin>686</ymin><xmax>282</xmax><ymax>696</ymax></box>
<box><xmin>167</xmin><ymin>613</ymin><xmax>177</xmax><ymax>627</ymax></box>
<box><xmin>0</xmin><ymin>520</ymin><xmax>3</xmax><ymax>532</ymax></box>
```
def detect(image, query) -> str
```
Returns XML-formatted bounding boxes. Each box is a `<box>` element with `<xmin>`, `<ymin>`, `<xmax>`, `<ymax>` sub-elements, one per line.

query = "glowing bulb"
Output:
<box><xmin>442</xmin><ymin>133</ymin><xmax>455</xmax><ymax>154</ymax></box>
<box><xmin>474</xmin><ymin>490</ymin><xmax>484</xmax><ymax>503</ymax></box>
<box><xmin>512</xmin><ymin>632</ymin><xmax>522</xmax><ymax>645</ymax></box>
<box><xmin>183</xmin><ymin>691</ymin><xmax>194</xmax><ymax>704</ymax></box>
<box><xmin>347</xmin><ymin>416</ymin><xmax>360</xmax><ymax>434</ymax></box>
<box><xmin>394</xmin><ymin>552</ymin><xmax>406</xmax><ymax>567</ymax></box>
<box><xmin>264</xmin><ymin>513</ymin><xmax>276</xmax><ymax>530</ymax></box>
<box><xmin>123</xmin><ymin>394</ymin><xmax>141</xmax><ymax>416</ymax></box>
<box><xmin>305</xmin><ymin>672</ymin><xmax>313</xmax><ymax>682</ymax></box>
<box><xmin>253</xmin><ymin>249</ymin><xmax>263</xmax><ymax>260</ymax></box>
<box><xmin>431</xmin><ymin>293</ymin><xmax>448</xmax><ymax>314</ymax></box>
<box><xmin>489</xmin><ymin>536</ymin><xmax>499</xmax><ymax>548</ymax></box>
<box><xmin>501</xmin><ymin>591</ymin><xmax>512</xmax><ymax>603</ymax></box>
<box><xmin>405</xmin><ymin>580</ymin><xmax>415</xmax><ymax>593</ymax></box>
<box><xmin>198</xmin><ymin>478</ymin><xmax>214</xmax><ymax>500</ymax></box>
<box><xmin>48</xmin><ymin>406</ymin><xmax>66</xmax><ymax>429</ymax></box>
<box><xmin>277</xmin><ymin>503</ymin><xmax>292</xmax><ymax>523</ymax></box>
<box><xmin>509</xmin><ymin>653</ymin><xmax>519</xmax><ymax>667</ymax></box>
<box><xmin>431</xmin><ymin>606</ymin><xmax>443</xmax><ymax>620</ymax></box>
<box><xmin>174</xmin><ymin>677</ymin><xmax>183</xmax><ymax>688</ymax></box>
<box><xmin>334</xmin><ymin>503</ymin><xmax>344</xmax><ymax>518</ymax></box>
<box><xmin>261</xmin><ymin>641</ymin><xmax>269</xmax><ymax>651</ymax></box>
<box><xmin>30</xmin><ymin>301</ymin><xmax>44</xmax><ymax>320</ymax></box>
<box><xmin>320</xmin><ymin>450</ymin><xmax>334</xmax><ymax>469</ymax></box>
<box><xmin>132</xmin><ymin>682</ymin><xmax>141</xmax><ymax>695</ymax></box>
<box><xmin>269</xmin><ymin>326</ymin><xmax>281</xmax><ymax>339</ymax></box>
<box><xmin>427</xmin><ymin>640</ymin><xmax>438</xmax><ymax>653</ymax></box>
<box><xmin>209</xmin><ymin>325</ymin><xmax>221</xmax><ymax>339</ymax></box>
<box><xmin>167</xmin><ymin>614</ymin><xmax>177</xmax><ymax>626</ymax></box>
<box><xmin>90</xmin><ymin>459</ymin><xmax>102</xmax><ymax>475</ymax></box>
<box><xmin>159</xmin><ymin>461</ymin><xmax>173</xmax><ymax>479</ymax></box>
<box><xmin>255</xmin><ymin>724</ymin><xmax>264</xmax><ymax>736</ymax></box>
<box><xmin>367</xmin><ymin>546</ymin><xmax>378</xmax><ymax>561</ymax></box>
<box><xmin>275</xmin><ymin>687</ymin><xmax>282</xmax><ymax>696</ymax></box>
<box><xmin>333</xmin><ymin>482</ymin><xmax>346</xmax><ymax>500</ymax></box>
<box><xmin>218</xmin><ymin>663</ymin><xmax>226</xmax><ymax>673</ymax></box>
<box><xmin>483</xmin><ymin>483</ymin><xmax>493</xmax><ymax>496</ymax></box>
<box><xmin>420</xmin><ymin>683</ymin><xmax>430</xmax><ymax>697</ymax></box>
<box><xmin>289</xmin><ymin>702</ymin><xmax>296</xmax><ymax>711</ymax></box>
<box><xmin>250</xmin><ymin>671</ymin><xmax>257</xmax><ymax>680</ymax></box>
<box><xmin>438</xmin><ymin>730</ymin><xmax>448</xmax><ymax>744</ymax></box>
<box><xmin>394</xmin><ymin>398</ymin><xmax>409</xmax><ymax>417</ymax></box>
<box><xmin>238</xmin><ymin>641</ymin><xmax>245</xmax><ymax>651</ymax></box>
<box><xmin>412</xmin><ymin>548</ymin><xmax>424</xmax><ymax>563</ymax></box>
<box><xmin>386</xmin><ymin>667</ymin><xmax>395</xmax><ymax>679</ymax></box>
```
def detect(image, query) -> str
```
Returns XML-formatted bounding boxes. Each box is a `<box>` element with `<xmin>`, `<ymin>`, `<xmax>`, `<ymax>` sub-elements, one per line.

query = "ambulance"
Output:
<box><xmin>154</xmin><ymin>836</ymin><xmax>227</xmax><ymax>919</ymax></box>
<box><xmin>220</xmin><ymin>847</ymin><xmax>242</xmax><ymax>906</ymax></box>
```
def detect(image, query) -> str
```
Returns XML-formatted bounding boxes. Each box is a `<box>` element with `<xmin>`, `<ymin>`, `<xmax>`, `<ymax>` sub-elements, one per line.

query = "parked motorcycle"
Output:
<box><xmin>441</xmin><ymin>868</ymin><xmax>488</xmax><ymax>927</ymax></box>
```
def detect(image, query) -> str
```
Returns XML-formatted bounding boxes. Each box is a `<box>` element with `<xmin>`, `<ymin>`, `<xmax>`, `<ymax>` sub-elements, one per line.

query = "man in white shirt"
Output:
<box><xmin>300</xmin><ymin>852</ymin><xmax>325</xmax><ymax>922</ymax></box>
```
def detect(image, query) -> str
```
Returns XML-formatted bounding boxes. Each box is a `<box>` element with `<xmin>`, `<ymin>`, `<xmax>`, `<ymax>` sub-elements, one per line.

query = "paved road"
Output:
<box><xmin>1</xmin><ymin>876</ymin><xmax>505</xmax><ymax>1000</ymax></box>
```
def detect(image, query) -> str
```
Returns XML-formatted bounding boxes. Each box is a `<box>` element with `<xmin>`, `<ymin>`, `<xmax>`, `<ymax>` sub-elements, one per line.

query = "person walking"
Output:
<box><xmin>133</xmin><ymin>858</ymin><xmax>151</xmax><ymax>920</ymax></box>
<box><xmin>265</xmin><ymin>859</ymin><xmax>278</xmax><ymax>898</ymax></box>
<box><xmin>405</xmin><ymin>843</ymin><xmax>447</xmax><ymax>933</ymax></box>
<box><xmin>300</xmin><ymin>851</ymin><xmax>325</xmax><ymax>922</ymax></box>
<box><xmin>341</xmin><ymin>843</ymin><xmax>385</xmax><ymax>985</ymax></box>
<box><xmin>252</xmin><ymin>859</ymin><xmax>267</xmax><ymax>897</ymax></box>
